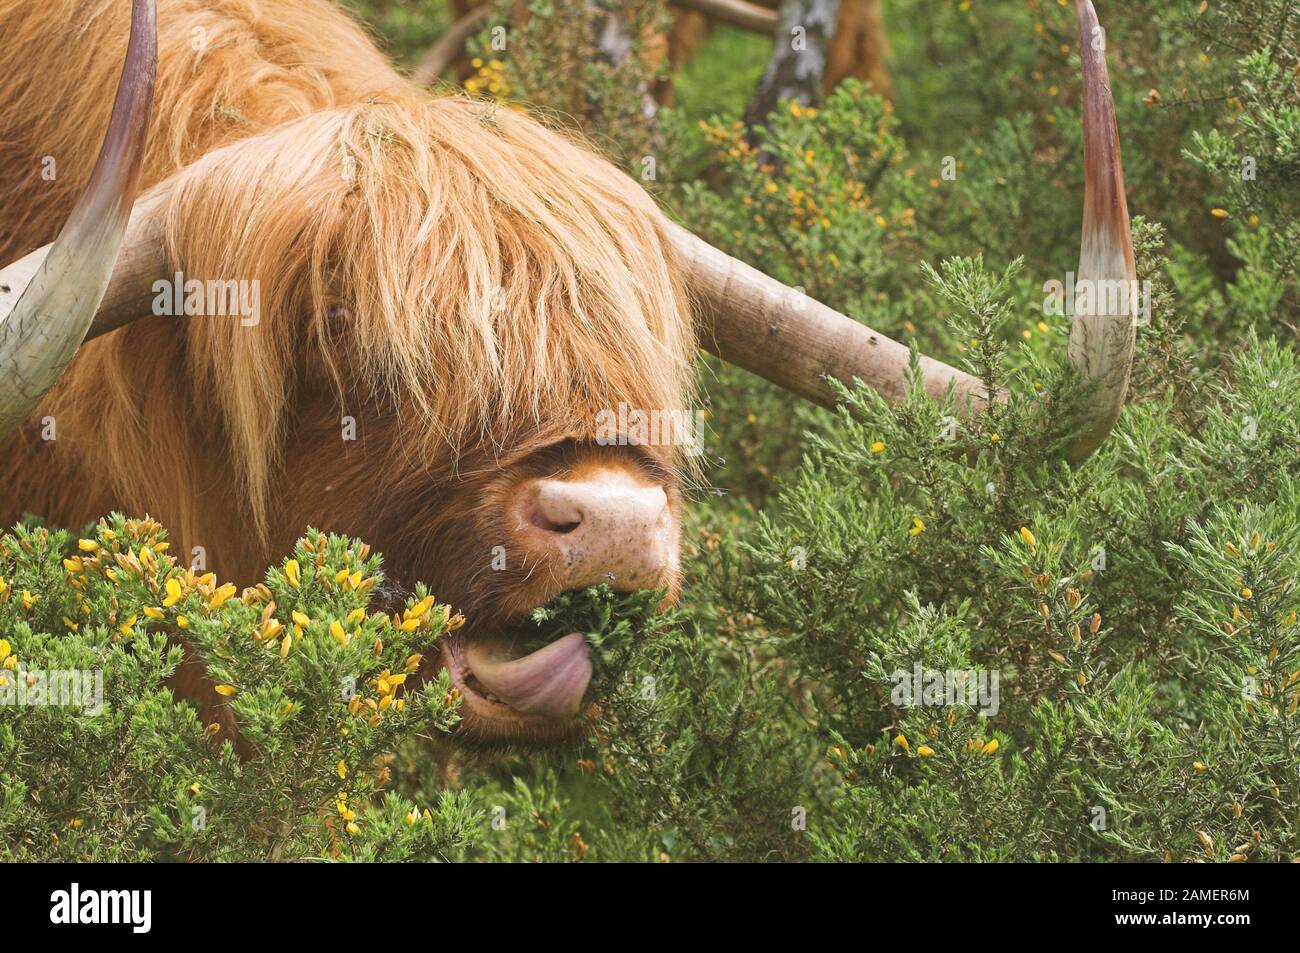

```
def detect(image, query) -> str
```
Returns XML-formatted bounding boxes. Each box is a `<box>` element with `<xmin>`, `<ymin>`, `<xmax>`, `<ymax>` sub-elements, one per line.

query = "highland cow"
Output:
<box><xmin>0</xmin><ymin>0</ymin><xmax>1134</xmax><ymax>743</ymax></box>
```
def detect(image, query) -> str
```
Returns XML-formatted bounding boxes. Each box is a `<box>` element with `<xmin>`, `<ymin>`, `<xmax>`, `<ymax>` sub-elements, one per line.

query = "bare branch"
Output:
<box><xmin>411</xmin><ymin>5</ymin><xmax>493</xmax><ymax>86</ymax></box>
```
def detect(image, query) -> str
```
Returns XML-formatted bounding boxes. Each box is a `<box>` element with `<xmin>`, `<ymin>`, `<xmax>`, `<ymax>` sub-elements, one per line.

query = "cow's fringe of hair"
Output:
<box><xmin>158</xmin><ymin>95</ymin><xmax>695</xmax><ymax>536</ymax></box>
<box><xmin>0</xmin><ymin>0</ymin><xmax>695</xmax><ymax>544</ymax></box>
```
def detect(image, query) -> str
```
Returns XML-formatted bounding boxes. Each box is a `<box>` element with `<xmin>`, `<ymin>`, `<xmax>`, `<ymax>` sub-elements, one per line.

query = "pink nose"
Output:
<box><xmin>517</xmin><ymin>470</ymin><xmax>675</xmax><ymax>592</ymax></box>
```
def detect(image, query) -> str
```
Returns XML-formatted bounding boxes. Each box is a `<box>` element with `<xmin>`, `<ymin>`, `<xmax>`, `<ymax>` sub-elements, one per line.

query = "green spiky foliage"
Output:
<box><xmin>0</xmin><ymin>517</ymin><xmax>474</xmax><ymax>861</ymax></box>
<box><xmin>6</xmin><ymin>0</ymin><xmax>1298</xmax><ymax>861</ymax></box>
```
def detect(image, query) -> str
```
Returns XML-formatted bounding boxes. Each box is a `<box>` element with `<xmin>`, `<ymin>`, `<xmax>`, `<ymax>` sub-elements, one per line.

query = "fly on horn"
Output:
<box><xmin>0</xmin><ymin>0</ymin><xmax>157</xmax><ymax>439</ymax></box>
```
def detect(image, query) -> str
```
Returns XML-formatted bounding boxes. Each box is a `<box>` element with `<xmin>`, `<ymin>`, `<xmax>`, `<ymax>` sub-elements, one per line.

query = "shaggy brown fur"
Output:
<box><xmin>0</xmin><ymin>0</ymin><xmax>694</xmax><ymax>587</ymax></box>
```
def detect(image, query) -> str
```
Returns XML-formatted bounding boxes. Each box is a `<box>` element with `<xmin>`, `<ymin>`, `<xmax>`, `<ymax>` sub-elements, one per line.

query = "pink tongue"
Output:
<box><xmin>463</xmin><ymin>633</ymin><xmax>592</xmax><ymax>718</ymax></box>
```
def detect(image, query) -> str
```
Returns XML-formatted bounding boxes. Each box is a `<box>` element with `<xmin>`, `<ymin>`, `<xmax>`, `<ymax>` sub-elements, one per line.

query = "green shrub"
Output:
<box><xmin>0</xmin><ymin>517</ymin><xmax>474</xmax><ymax>861</ymax></box>
<box><xmin>728</xmin><ymin>317</ymin><xmax>1300</xmax><ymax>861</ymax></box>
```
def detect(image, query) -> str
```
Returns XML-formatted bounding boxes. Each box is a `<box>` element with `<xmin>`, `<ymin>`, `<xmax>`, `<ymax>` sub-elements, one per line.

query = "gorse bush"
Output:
<box><xmin>460</xmin><ymin>0</ymin><xmax>671</xmax><ymax>172</ymax></box>
<box><xmin>730</xmin><ymin>320</ymin><xmax>1300</xmax><ymax>861</ymax></box>
<box><xmin>0</xmin><ymin>517</ymin><xmax>475</xmax><ymax>861</ymax></box>
<box><xmin>6</xmin><ymin>332</ymin><xmax>1298</xmax><ymax>861</ymax></box>
<box><xmin>5</xmin><ymin>0</ymin><xmax>1300</xmax><ymax>861</ymax></box>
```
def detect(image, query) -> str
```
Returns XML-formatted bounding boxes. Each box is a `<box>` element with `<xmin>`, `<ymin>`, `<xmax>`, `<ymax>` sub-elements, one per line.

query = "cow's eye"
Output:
<box><xmin>630</xmin><ymin>448</ymin><xmax>674</xmax><ymax>483</ymax></box>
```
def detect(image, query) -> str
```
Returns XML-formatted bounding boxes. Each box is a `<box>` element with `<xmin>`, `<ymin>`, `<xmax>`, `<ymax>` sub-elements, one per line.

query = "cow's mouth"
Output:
<box><xmin>439</xmin><ymin>622</ymin><xmax>592</xmax><ymax>742</ymax></box>
<box><xmin>435</xmin><ymin>581</ymin><xmax>674</xmax><ymax>742</ymax></box>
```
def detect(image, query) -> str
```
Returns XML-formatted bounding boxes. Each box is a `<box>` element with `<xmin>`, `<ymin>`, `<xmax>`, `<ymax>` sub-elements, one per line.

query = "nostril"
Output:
<box><xmin>522</xmin><ymin>475</ymin><xmax>669</xmax><ymax>543</ymax></box>
<box><xmin>529</xmin><ymin>506</ymin><xmax>581</xmax><ymax>535</ymax></box>
<box><xmin>528</xmin><ymin>483</ymin><xmax>586</xmax><ymax>535</ymax></box>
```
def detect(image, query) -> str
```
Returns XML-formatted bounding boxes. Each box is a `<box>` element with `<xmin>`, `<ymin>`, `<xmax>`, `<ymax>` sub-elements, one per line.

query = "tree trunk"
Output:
<box><xmin>590</xmin><ymin>2</ymin><xmax>664</xmax><ymax>152</ymax></box>
<box><xmin>743</xmin><ymin>0</ymin><xmax>841</xmax><ymax>136</ymax></box>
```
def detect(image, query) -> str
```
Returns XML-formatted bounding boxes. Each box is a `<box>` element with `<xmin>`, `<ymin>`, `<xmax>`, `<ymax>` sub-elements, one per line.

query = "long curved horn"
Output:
<box><xmin>0</xmin><ymin>0</ymin><xmax>157</xmax><ymax>439</ymax></box>
<box><xmin>1065</xmin><ymin>0</ymin><xmax>1136</xmax><ymax>462</ymax></box>
<box><xmin>678</xmin><ymin>0</ymin><xmax>1134</xmax><ymax>457</ymax></box>
<box><xmin>672</xmin><ymin>224</ymin><xmax>991</xmax><ymax>411</ymax></box>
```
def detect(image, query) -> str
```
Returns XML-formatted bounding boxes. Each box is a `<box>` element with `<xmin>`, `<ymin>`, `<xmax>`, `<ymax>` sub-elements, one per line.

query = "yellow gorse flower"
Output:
<box><xmin>207</xmin><ymin>583</ymin><xmax>237</xmax><ymax>611</ymax></box>
<box><xmin>407</xmin><ymin>595</ymin><xmax>435</xmax><ymax>620</ymax></box>
<box><xmin>162</xmin><ymin>577</ymin><xmax>183</xmax><ymax>608</ymax></box>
